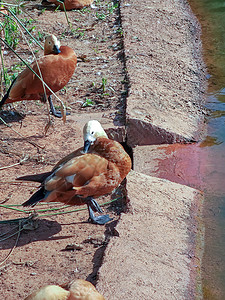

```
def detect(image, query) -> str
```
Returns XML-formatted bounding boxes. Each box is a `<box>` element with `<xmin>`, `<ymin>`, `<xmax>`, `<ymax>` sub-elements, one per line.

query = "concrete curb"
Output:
<box><xmin>97</xmin><ymin>172</ymin><xmax>204</xmax><ymax>299</ymax></box>
<box><xmin>96</xmin><ymin>0</ymin><xmax>206</xmax><ymax>298</ymax></box>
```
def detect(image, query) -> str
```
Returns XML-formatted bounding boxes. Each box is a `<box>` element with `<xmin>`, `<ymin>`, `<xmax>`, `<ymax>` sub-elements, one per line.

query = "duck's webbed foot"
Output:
<box><xmin>48</xmin><ymin>96</ymin><xmax>70</xmax><ymax>118</ymax></box>
<box><xmin>86</xmin><ymin>197</ymin><xmax>112</xmax><ymax>225</ymax></box>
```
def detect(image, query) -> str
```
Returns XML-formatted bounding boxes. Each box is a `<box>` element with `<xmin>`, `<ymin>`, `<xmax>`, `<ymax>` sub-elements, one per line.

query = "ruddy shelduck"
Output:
<box><xmin>0</xmin><ymin>34</ymin><xmax>77</xmax><ymax>117</ymax></box>
<box><xmin>25</xmin><ymin>279</ymin><xmax>105</xmax><ymax>300</ymax></box>
<box><xmin>65</xmin><ymin>279</ymin><xmax>105</xmax><ymax>300</ymax></box>
<box><xmin>42</xmin><ymin>0</ymin><xmax>94</xmax><ymax>10</ymax></box>
<box><xmin>18</xmin><ymin>120</ymin><xmax>132</xmax><ymax>225</ymax></box>
<box><xmin>25</xmin><ymin>285</ymin><xmax>70</xmax><ymax>300</ymax></box>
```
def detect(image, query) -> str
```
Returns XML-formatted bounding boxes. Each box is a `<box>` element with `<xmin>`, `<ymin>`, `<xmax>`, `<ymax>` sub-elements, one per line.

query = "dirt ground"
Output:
<box><xmin>0</xmin><ymin>0</ymin><xmax>207</xmax><ymax>298</ymax></box>
<box><xmin>0</xmin><ymin>0</ymin><xmax>129</xmax><ymax>298</ymax></box>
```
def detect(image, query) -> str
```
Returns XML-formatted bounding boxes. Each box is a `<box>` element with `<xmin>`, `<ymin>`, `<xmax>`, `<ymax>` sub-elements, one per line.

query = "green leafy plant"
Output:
<box><xmin>40</xmin><ymin>8</ymin><xmax>46</xmax><ymax>14</ymax></box>
<box><xmin>54</xmin><ymin>5</ymin><xmax>60</xmax><ymax>12</ymax></box>
<box><xmin>117</xmin><ymin>28</ymin><xmax>123</xmax><ymax>36</ymax></box>
<box><xmin>96</xmin><ymin>12</ymin><xmax>106</xmax><ymax>20</ymax></box>
<box><xmin>107</xmin><ymin>2</ymin><xmax>118</xmax><ymax>14</ymax></box>
<box><xmin>3</xmin><ymin>17</ymin><xmax>20</xmax><ymax>49</ymax></box>
<box><xmin>93</xmin><ymin>47</ymin><xmax>99</xmax><ymax>54</ymax></box>
<box><xmin>79</xmin><ymin>7</ymin><xmax>91</xmax><ymax>14</ymax></box>
<box><xmin>37</xmin><ymin>31</ymin><xmax>44</xmax><ymax>41</ymax></box>
<box><xmin>10</xmin><ymin>5</ymin><xmax>23</xmax><ymax>16</ymax></box>
<box><xmin>75</xmin><ymin>28</ymin><xmax>86</xmax><ymax>38</ymax></box>
<box><xmin>102</xmin><ymin>77</ymin><xmax>107</xmax><ymax>93</ymax></box>
<box><xmin>82</xmin><ymin>98</ymin><xmax>94</xmax><ymax>107</ymax></box>
<box><xmin>3</xmin><ymin>63</ymin><xmax>23</xmax><ymax>89</ymax></box>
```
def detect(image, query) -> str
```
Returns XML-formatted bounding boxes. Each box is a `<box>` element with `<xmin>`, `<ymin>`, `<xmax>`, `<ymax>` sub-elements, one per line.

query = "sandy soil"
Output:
<box><xmin>0</xmin><ymin>1</ymin><xmax>128</xmax><ymax>298</ymax></box>
<box><xmin>0</xmin><ymin>0</ymin><xmax>206</xmax><ymax>298</ymax></box>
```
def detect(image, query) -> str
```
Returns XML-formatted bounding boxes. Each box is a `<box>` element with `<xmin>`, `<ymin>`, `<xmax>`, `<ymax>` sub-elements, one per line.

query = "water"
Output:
<box><xmin>189</xmin><ymin>0</ymin><xmax>225</xmax><ymax>298</ymax></box>
<box><xmin>201</xmin><ymin>99</ymin><xmax>225</xmax><ymax>299</ymax></box>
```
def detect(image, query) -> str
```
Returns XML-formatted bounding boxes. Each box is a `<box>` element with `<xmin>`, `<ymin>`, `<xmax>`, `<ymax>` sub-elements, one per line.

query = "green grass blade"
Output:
<box><xmin>7</xmin><ymin>9</ymin><xmax>44</xmax><ymax>50</ymax></box>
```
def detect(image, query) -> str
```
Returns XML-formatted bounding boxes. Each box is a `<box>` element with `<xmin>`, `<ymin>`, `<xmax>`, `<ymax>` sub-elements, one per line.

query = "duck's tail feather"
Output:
<box><xmin>17</xmin><ymin>172</ymin><xmax>52</xmax><ymax>183</ymax></box>
<box><xmin>22</xmin><ymin>186</ymin><xmax>46</xmax><ymax>207</ymax></box>
<box><xmin>0</xmin><ymin>78</ymin><xmax>17</xmax><ymax>107</ymax></box>
<box><xmin>0</xmin><ymin>91</ymin><xmax>10</xmax><ymax>108</ymax></box>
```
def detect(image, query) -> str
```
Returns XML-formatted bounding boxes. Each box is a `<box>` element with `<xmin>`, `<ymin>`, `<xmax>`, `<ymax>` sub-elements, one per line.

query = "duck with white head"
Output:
<box><xmin>17</xmin><ymin>120</ymin><xmax>132</xmax><ymax>225</ymax></box>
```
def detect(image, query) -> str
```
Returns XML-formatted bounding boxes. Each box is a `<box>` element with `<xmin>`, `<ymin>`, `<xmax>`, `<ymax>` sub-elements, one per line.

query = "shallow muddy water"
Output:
<box><xmin>188</xmin><ymin>0</ymin><xmax>225</xmax><ymax>298</ymax></box>
<box><xmin>146</xmin><ymin>0</ymin><xmax>225</xmax><ymax>298</ymax></box>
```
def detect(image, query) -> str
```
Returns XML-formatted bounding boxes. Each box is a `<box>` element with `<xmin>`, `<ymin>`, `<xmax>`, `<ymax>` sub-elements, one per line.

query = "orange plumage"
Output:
<box><xmin>25</xmin><ymin>285</ymin><xmax>70</xmax><ymax>300</ymax></box>
<box><xmin>63</xmin><ymin>279</ymin><xmax>105</xmax><ymax>300</ymax></box>
<box><xmin>18</xmin><ymin>120</ymin><xmax>132</xmax><ymax>224</ymax></box>
<box><xmin>42</xmin><ymin>0</ymin><xmax>94</xmax><ymax>10</ymax></box>
<box><xmin>24</xmin><ymin>279</ymin><xmax>105</xmax><ymax>300</ymax></box>
<box><xmin>0</xmin><ymin>34</ymin><xmax>77</xmax><ymax>117</ymax></box>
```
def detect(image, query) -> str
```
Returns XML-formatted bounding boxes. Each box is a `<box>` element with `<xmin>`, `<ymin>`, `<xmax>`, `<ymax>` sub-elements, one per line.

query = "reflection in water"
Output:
<box><xmin>199</xmin><ymin>136</ymin><xmax>222</xmax><ymax>147</ymax></box>
<box><xmin>155</xmin><ymin>129</ymin><xmax>225</xmax><ymax>298</ymax></box>
<box><xmin>189</xmin><ymin>0</ymin><xmax>225</xmax><ymax>298</ymax></box>
<box><xmin>145</xmin><ymin>0</ymin><xmax>225</xmax><ymax>297</ymax></box>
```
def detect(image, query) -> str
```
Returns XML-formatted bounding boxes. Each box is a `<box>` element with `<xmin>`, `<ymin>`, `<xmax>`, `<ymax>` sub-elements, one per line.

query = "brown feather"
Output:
<box><xmin>25</xmin><ymin>279</ymin><xmax>105</xmax><ymax>300</ymax></box>
<box><xmin>25</xmin><ymin>285</ymin><xmax>69</xmax><ymax>300</ymax></box>
<box><xmin>22</xmin><ymin>136</ymin><xmax>131</xmax><ymax>207</ymax></box>
<box><xmin>44</xmin><ymin>0</ymin><xmax>94</xmax><ymax>10</ymax></box>
<box><xmin>66</xmin><ymin>279</ymin><xmax>105</xmax><ymax>300</ymax></box>
<box><xmin>3</xmin><ymin>45</ymin><xmax>77</xmax><ymax>104</ymax></box>
<box><xmin>42</xmin><ymin>137</ymin><xmax>131</xmax><ymax>204</ymax></box>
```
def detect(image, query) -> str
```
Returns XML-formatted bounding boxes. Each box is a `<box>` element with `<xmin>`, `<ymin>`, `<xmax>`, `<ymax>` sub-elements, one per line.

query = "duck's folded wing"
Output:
<box><xmin>45</xmin><ymin>154</ymin><xmax>108</xmax><ymax>191</ymax></box>
<box><xmin>56</xmin><ymin>154</ymin><xmax>107</xmax><ymax>177</ymax></box>
<box><xmin>8</xmin><ymin>67</ymin><xmax>32</xmax><ymax>100</ymax></box>
<box><xmin>8</xmin><ymin>58</ymin><xmax>46</xmax><ymax>100</ymax></box>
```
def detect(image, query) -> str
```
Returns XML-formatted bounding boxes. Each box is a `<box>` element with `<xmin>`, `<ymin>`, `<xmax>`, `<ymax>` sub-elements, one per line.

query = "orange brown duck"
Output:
<box><xmin>62</xmin><ymin>279</ymin><xmax>105</xmax><ymax>300</ymax></box>
<box><xmin>0</xmin><ymin>34</ymin><xmax>77</xmax><ymax>117</ymax></box>
<box><xmin>25</xmin><ymin>279</ymin><xmax>105</xmax><ymax>300</ymax></box>
<box><xmin>25</xmin><ymin>285</ymin><xmax>70</xmax><ymax>300</ymax></box>
<box><xmin>42</xmin><ymin>0</ymin><xmax>94</xmax><ymax>10</ymax></box>
<box><xmin>18</xmin><ymin>120</ymin><xmax>132</xmax><ymax>225</ymax></box>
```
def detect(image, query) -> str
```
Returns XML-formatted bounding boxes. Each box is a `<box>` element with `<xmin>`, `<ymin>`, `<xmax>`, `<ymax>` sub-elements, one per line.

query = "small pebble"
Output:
<box><xmin>65</xmin><ymin>243</ymin><xmax>84</xmax><ymax>251</ymax></box>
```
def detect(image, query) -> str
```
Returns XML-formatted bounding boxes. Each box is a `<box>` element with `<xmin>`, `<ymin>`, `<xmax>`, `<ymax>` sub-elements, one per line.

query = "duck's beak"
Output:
<box><xmin>83</xmin><ymin>140</ymin><xmax>91</xmax><ymax>153</ymax></box>
<box><xmin>53</xmin><ymin>45</ymin><xmax>61</xmax><ymax>54</ymax></box>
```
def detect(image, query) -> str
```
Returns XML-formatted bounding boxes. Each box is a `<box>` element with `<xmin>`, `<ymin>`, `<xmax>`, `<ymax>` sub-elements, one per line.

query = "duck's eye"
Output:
<box><xmin>48</xmin><ymin>41</ymin><xmax>51</xmax><ymax>45</ymax></box>
<box><xmin>91</xmin><ymin>131</ymin><xmax>94</xmax><ymax>134</ymax></box>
